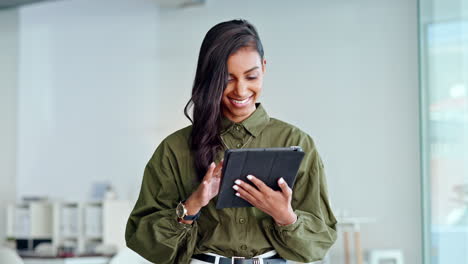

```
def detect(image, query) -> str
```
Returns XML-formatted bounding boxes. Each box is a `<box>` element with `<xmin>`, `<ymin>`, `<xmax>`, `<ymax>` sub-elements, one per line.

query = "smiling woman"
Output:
<box><xmin>222</xmin><ymin>48</ymin><xmax>265</xmax><ymax>123</ymax></box>
<box><xmin>125</xmin><ymin>19</ymin><xmax>337</xmax><ymax>264</ymax></box>
<box><xmin>182</xmin><ymin>20</ymin><xmax>268</xmax><ymax>181</ymax></box>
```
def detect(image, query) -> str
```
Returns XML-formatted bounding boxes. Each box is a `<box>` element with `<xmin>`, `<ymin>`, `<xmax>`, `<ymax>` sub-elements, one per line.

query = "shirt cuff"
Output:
<box><xmin>274</xmin><ymin>212</ymin><xmax>302</xmax><ymax>232</ymax></box>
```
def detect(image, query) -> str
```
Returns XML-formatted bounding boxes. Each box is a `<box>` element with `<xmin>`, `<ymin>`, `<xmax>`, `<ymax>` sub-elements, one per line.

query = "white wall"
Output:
<box><xmin>157</xmin><ymin>0</ymin><xmax>420</xmax><ymax>263</ymax></box>
<box><xmin>11</xmin><ymin>0</ymin><xmax>420</xmax><ymax>263</ymax></box>
<box><xmin>17</xmin><ymin>0</ymin><xmax>160</xmax><ymax>202</ymax></box>
<box><xmin>0</xmin><ymin>8</ymin><xmax>18</xmax><ymax>242</ymax></box>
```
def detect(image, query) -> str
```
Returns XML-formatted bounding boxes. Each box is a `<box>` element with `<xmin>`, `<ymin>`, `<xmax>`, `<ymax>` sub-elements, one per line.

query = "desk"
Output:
<box><xmin>23</xmin><ymin>256</ymin><xmax>110</xmax><ymax>264</ymax></box>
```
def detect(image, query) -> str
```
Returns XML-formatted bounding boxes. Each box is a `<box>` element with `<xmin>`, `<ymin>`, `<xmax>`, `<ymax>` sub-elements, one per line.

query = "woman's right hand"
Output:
<box><xmin>179</xmin><ymin>160</ymin><xmax>223</xmax><ymax>223</ymax></box>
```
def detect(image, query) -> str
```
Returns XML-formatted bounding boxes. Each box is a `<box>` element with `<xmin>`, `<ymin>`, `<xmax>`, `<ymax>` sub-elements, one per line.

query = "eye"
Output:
<box><xmin>227</xmin><ymin>75</ymin><xmax>236</xmax><ymax>82</ymax></box>
<box><xmin>247</xmin><ymin>76</ymin><xmax>258</xmax><ymax>80</ymax></box>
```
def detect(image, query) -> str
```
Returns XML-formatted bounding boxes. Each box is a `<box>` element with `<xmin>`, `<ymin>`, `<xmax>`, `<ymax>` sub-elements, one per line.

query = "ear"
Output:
<box><xmin>262</xmin><ymin>58</ymin><xmax>267</xmax><ymax>74</ymax></box>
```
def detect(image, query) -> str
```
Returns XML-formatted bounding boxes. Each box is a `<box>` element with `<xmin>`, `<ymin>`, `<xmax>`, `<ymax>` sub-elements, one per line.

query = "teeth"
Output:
<box><xmin>232</xmin><ymin>97</ymin><xmax>249</xmax><ymax>104</ymax></box>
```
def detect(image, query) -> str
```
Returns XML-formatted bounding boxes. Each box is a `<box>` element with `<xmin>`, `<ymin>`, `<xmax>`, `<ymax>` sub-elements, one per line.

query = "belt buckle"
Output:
<box><xmin>231</xmin><ymin>256</ymin><xmax>245</xmax><ymax>264</ymax></box>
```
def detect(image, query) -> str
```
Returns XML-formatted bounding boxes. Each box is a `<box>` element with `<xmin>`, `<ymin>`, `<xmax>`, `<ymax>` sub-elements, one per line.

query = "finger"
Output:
<box><xmin>246</xmin><ymin>175</ymin><xmax>270</xmax><ymax>192</ymax></box>
<box><xmin>203</xmin><ymin>162</ymin><xmax>216</xmax><ymax>183</ymax></box>
<box><xmin>213</xmin><ymin>160</ymin><xmax>224</xmax><ymax>178</ymax></box>
<box><xmin>233</xmin><ymin>184</ymin><xmax>257</xmax><ymax>205</ymax></box>
<box><xmin>235</xmin><ymin>179</ymin><xmax>262</xmax><ymax>198</ymax></box>
<box><xmin>278</xmin><ymin>177</ymin><xmax>293</xmax><ymax>197</ymax></box>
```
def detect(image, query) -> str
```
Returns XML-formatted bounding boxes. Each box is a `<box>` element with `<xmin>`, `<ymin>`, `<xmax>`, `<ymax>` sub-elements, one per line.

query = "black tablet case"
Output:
<box><xmin>215</xmin><ymin>147</ymin><xmax>305</xmax><ymax>209</ymax></box>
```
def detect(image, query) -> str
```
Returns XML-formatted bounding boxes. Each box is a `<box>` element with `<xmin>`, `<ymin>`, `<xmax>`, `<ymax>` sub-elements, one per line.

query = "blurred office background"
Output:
<box><xmin>0</xmin><ymin>0</ymin><xmax>466</xmax><ymax>263</ymax></box>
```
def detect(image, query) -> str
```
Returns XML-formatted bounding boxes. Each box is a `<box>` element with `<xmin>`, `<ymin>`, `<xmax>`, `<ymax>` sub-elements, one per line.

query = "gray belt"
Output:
<box><xmin>192</xmin><ymin>253</ymin><xmax>287</xmax><ymax>264</ymax></box>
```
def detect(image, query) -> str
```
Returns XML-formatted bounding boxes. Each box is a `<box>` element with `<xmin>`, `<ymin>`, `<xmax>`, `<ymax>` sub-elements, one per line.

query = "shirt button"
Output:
<box><xmin>239</xmin><ymin>218</ymin><xmax>246</xmax><ymax>224</ymax></box>
<box><xmin>236</xmin><ymin>143</ymin><xmax>242</xmax><ymax>148</ymax></box>
<box><xmin>235</xmin><ymin>125</ymin><xmax>241</xmax><ymax>131</ymax></box>
<box><xmin>241</xmin><ymin>245</ymin><xmax>247</xmax><ymax>250</ymax></box>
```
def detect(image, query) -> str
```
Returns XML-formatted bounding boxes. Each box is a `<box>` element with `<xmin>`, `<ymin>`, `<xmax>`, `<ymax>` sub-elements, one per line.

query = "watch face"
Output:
<box><xmin>176</xmin><ymin>202</ymin><xmax>186</xmax><ymax>218</ymax></box>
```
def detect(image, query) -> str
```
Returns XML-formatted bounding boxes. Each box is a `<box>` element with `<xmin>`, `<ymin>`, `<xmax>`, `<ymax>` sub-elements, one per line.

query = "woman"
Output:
<box><xmin>125</xmin><ymin>19</ymin><xmax>337</xmax><ymax>264</ymax></box>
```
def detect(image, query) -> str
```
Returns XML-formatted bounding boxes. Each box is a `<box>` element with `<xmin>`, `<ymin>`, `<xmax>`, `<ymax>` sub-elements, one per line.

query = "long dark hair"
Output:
<box><xmin>184</xmin><ymin>19</ymin><xmax>265</xmax><ymax>180</ymax></box>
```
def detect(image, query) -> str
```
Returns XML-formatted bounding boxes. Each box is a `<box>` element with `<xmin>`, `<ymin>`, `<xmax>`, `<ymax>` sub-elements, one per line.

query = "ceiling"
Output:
<box><xmin>0</xmin><ymin>0</ymin><xmax>54</xmax><ymax>9</ymax></box>
<box><xmin>0</xmin><ymin>0</ymin><xmax>206</xmax><ymax>10</ymax></box>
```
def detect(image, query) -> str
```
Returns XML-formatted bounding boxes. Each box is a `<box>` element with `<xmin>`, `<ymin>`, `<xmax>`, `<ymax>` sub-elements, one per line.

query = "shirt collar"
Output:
<box><xmin>220</xmin><ymin>103</ymin><xmax>270</xmax><ymax>137</ymax></box>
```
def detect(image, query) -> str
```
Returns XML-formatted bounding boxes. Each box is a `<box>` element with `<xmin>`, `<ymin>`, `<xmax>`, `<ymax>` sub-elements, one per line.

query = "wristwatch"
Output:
<box><xmin>176</xmin><ymin>200</ymin><xmax>201</xmax><ymax>221</ymax></box>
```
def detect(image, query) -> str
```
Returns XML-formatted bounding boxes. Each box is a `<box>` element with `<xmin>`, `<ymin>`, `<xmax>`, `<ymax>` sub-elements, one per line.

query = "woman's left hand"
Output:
<box><xmin>233</xmin><ymin>175</ymin><xmax>297</xmax><ymax>226</ymax></box>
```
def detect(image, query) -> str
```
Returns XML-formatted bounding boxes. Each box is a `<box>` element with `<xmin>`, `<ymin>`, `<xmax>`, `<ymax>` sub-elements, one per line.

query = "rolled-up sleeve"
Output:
<box><xmin>261</xmin><ymin>135</ymin><xmax>338</xmax><ymax>263</ymax></box>
<box><xmin>125</xmin><ymin>141</ymin><xmax>198</xmax><ymax>264</ymax></box>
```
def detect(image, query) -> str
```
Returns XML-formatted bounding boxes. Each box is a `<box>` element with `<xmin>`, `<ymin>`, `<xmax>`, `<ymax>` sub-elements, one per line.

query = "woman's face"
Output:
<box><xmin>221</xmin><ymin>47</ymin><xmax>266</xmax><ymax>123</ymax></box>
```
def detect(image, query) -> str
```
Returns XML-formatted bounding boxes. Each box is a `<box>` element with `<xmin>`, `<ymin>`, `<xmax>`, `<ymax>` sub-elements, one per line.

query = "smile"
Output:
<box><xmin>229</xmin><ymin>96</ymin><xmax>252</xmax><ymax>106</ymax></box>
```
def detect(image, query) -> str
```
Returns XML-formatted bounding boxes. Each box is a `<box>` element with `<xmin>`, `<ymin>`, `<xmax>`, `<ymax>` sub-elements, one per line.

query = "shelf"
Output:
<box><xmin>84</xmin><ymin>236</ymin><xmax>103</xmax><ymax>241</ymax></box>
<box><xmin>61</xmin><ymin>236</ymin><xmax>79</xmax><ymax>240</ymax></box>
<box><xmin>7</xmin><ymin>200</ymin><xmax>132</xmax><ymax>254</ymax></box>
<box><xmin>14</xmin><ymin>237</ymin><xmax>53</xmax><ymax>240</ymax></box>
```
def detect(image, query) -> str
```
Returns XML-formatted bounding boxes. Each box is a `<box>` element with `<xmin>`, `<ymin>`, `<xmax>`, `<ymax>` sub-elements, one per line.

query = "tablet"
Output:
<box><xmin>215</xmin><ymin>146</ymin><xmax>305</xmax><ymax>209</ymax></box>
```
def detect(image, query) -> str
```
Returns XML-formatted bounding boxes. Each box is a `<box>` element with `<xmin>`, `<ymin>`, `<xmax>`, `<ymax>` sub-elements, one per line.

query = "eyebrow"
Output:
<box><xmin>244</xmin><ymin>66</ymin><xmax>259</xmax><ymax>74</ymax></box>
<box><xmin>229</xmin><ymin>66</ymin><xmax>259</xmax><ymax>76</ymax></box>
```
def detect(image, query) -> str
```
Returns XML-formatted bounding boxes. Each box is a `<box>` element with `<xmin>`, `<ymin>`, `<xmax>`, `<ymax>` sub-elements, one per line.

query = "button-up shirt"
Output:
<box><xmin>125</xmin><ymin>103</ymin><xmax>337</xmax><ymax>264</ymax></box>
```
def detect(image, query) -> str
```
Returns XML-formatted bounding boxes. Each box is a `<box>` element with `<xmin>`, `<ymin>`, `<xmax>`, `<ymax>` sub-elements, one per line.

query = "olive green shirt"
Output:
<box><xmin>125</xmin><ymin>104</ymin><xmax>337</xmax><ymax>264</ymax></box>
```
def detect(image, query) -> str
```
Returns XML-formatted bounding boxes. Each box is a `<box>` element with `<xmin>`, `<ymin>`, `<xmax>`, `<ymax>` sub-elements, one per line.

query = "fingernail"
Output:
<box><xmin>210</xmin><ymin>162</ymin><xmax>215</xmax><ymax>167</ymax></box>
<box><xmin>233</xmin><ymin>185</ymin><xmax>239</xmax><ymax>190</ymax></box>
<box><xmin>279</xmin><ymin>178</ymin><xmax>285</xmax><ymax>184</ymax></box>
<box><xmin>203</xmin><ymin>181</ymin><xmax>208</xmax><ymax>185</ymax></box>
<box><xmin>247</xmin><ymin>175</ymin><xmax>253</xmax><ymax>180</ymax></box>
<box><xmin>235</xmin><ymin>180</ymin><xmax>242</xmax><ymax>185</ymax></box>
<box><xmin>235</xmin><ymin>192</ymin><xmax>240</xmax><ymax>197</ymax></box>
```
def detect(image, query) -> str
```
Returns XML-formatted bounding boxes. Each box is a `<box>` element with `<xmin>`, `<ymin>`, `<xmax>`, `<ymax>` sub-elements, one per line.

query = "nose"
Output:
<box><xmin>233</xmin><ymin>80</ymin><xmax>249</xmax><ymax>98</ymax></box>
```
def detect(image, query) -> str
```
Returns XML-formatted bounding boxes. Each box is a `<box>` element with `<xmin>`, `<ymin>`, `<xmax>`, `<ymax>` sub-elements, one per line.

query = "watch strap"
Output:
<box><xmin>180</xmin><ymin>199</ymin><xmax>201</xmax><ymax>221</ymax></box>
<box><xmin>182</xmin><ymin>210</ymin><xmax>201</xmax><ymax>220</ymax></box>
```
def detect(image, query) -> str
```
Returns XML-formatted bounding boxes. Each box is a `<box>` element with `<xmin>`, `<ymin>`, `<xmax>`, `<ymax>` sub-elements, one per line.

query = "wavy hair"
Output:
<box><xmin>184</xmin><ymin>19</ymin><xmax>265</xmax><ymax>180</ymax></box>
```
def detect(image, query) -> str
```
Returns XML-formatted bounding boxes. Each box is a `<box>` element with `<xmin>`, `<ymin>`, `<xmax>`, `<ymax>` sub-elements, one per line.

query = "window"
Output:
<box><xmin>419</xmin><ymin>1</ymin><xmax>468</xmax><ymax>263</ymax></box>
